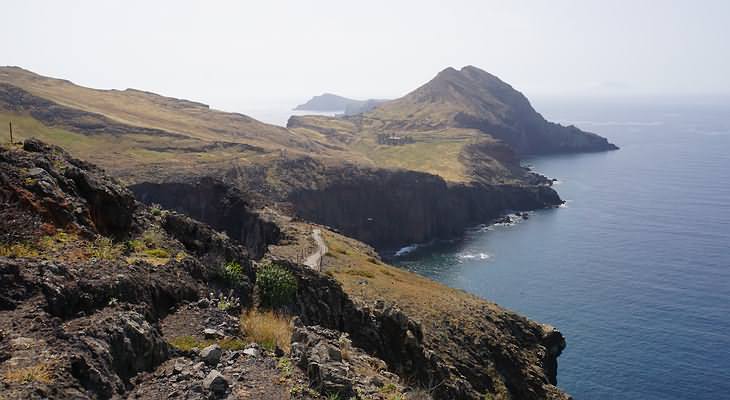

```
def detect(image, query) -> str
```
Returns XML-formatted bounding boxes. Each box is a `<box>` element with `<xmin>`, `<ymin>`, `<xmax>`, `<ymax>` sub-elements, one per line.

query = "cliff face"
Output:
<box><xmin>289</xmin><ymin>260</ymin><xmax>568</xmax><ymax>399</ymax></box>
<box><xmin>130</xmin><ymin>178</ymin><xmax>280</xmax><ymax>260</ymax></box>
<box><xmin>287</xmin><ymin>168</ymin><xmax>562</xmax><ymax>248</ymax></box>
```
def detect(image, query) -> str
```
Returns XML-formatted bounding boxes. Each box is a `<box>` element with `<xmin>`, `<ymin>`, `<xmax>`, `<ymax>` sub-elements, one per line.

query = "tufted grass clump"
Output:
<box><xmin>0</xmin><ymin>242</ymin><xmax>39</xmax><ymax>258</ymax></box>
<box><xmin>241</xmin><ymin>310</ymin><xmax>292</xmax><ymax>352</ymax></box>
<box><xmin>3</xmin><ymin>362</ymin><xmax>53</xmax><ymax>384</ymax></box>
<box><xmin>256</xmin><ymin>262</ymin><xmax>297</xmax><ymax>308</ymax></box>
<box><xmin>88</xmin><ymin>237</ymin><xmax>124</xmax><ymax>260</ymax></box>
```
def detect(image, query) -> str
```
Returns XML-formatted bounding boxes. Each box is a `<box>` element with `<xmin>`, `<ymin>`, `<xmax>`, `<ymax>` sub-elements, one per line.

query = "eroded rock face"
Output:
<box><xmin>288</xmin><ymin>168</ymin><xmax>562</xmax><ymax>249</ymax></box>
<box><xmin>290</xmin><ymin>320</ymin><xmax>404</xmax><ymax>399</ymax></box>
<box><xmin>131</xmin><ymin>178</ymin><xmax>280</xmax><ymax>259</ymax></box>
<box><xmin>0</xmin><ymin>140</ymin><xmax>257</xmax><ymax>399</ymax></box>
<box><xmin>287</xmin><ymin>261</ymin><xmax>569</xmax><ymax>400</ymax></box>
<box><xmin>0</xmin><ymin>138</ymin><xmax>136</xmax><ymax>238</ymax></box>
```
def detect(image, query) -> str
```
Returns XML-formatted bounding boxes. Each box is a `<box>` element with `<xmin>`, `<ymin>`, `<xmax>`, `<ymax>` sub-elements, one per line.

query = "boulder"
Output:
<box><xmin>202</xmin><ymin>369</ymin><xmax>230</xmax><ymax>396</ymax></box>
<box><xmin>200</xmin><ymin>344</ymin><xmax>222</xmax><ymax>366</ymax></box>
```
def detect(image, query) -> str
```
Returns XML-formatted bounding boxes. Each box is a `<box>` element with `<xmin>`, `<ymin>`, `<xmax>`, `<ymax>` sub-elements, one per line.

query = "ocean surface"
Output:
<box><xmin>387</xmin><ymin>99</ymin><xmax>730</xmax><ymax>399</ymax></box>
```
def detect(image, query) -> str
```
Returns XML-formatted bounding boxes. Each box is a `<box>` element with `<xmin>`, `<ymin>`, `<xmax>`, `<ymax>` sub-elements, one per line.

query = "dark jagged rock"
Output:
<box><xmin>0</xmin><ymin>140</ymin><xmax>259</xmax><ymax>399</ymax></box>
<box><xmin>286</xmin><ymin>261</ymin><xmax>568</xmax><ymax>400</ymax></box>
<box><xmin>1</xmin><ymin>138</ymin><xmax>137</xmax><ymax>238</ymax></box>
<box><xmin>131</xmin><ymin>178</ymin><xmax>280</xmax><ymax>259</ymax></box>
<box><xmin>291</xmin><ymin>321</ymin><xmax>405</xmax><ymax>398</ymax></box>
<box><xmin>288</xmin><ymin>167</ymin><xmax>562</xmax><ymax>249</ymax></box>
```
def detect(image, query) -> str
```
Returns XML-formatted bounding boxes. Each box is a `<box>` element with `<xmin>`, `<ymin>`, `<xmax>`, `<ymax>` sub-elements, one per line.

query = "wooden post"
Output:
<box><xmin>8</xmin><ymin>121</ymin><xmax>12</xmax><ymax>144</ymax></box>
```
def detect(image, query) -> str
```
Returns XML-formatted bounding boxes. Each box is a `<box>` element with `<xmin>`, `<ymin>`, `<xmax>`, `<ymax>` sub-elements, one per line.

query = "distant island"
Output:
<box><xmin>294</xmin><ymin>93</ymin><xmax>389</xmax><ymax>115</ymax></box>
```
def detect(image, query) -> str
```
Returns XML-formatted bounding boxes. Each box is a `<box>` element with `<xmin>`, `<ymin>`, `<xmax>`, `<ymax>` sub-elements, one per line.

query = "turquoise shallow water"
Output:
<box><xmin>390</xmin><ymin>100</ymin><xmax>730</xmax><ymax>399</ymax></box>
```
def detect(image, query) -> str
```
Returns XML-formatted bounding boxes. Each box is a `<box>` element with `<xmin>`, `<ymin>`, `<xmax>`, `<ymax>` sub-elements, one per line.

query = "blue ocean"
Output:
<box><xmin>390</xmin><ymin>99</ymin><xmax>730</xmax><ymax>399</ymax></box>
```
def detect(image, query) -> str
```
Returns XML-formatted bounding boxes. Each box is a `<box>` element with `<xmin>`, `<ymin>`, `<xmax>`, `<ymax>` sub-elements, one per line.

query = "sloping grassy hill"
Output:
<box><xmin>0</xmin><ymin>67</ymin><xmax>310</xmax><ymax>149</ymax></box>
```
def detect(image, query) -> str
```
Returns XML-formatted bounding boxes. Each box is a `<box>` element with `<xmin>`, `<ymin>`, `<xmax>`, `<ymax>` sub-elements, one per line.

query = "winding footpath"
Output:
<box><xmin>304</xmin><ymin>228</ymin><xmax>327</xmax><ymax>271</ymax></box>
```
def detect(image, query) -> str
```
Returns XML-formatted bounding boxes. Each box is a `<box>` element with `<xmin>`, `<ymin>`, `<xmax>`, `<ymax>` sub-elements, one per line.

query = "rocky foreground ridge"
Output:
<box><xmin>0</xmin><ymin>140</ymin><xmax>570</xmax><ymax>399</ymax></box>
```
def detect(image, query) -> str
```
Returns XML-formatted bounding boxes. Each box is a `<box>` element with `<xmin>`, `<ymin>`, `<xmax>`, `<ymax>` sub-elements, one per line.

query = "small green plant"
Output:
<box><xmin>277</xmin><ymin>357</ymin><xmax>292</xmax><ymax>378</ymax></box>
<box><xmin>256</xmin><ymin>262</ymin><xmax>297</xmax><ymax>308</ymax></box>
<box><xmin>221</xmin><ymin>261</ymin><xmax>246</xmax><ymax>287</ymax></box>
<box><xmin>143</xmin><ymin>248</ymin><xmax>170</xmax><ymax>258</ymax></box>
<box><xmin>174</xmin><ymin>251</ymin><xmax>187</xmax><ymax>262</ymax></box>
<box><xmin>141</xmin><ymin>229</ymin><xmax>166</xmax><ymax>248</ymax></box>
<box><xmin>326</xmin><ymin>393</ymin><xmax>341</xmax><ymax>400</ymax></box>
<box><xmin>380</xmin><ymin>383</ymin><xmax>397</xmax><ymax>394</ymax></box>
<box><xmin>150</xmin><ymin>203</ymin><xmax>163</xmax><ymax>216</ymax></box>
<box><xmin>88</xmin><ymin>237</ymin><xmax>123</xmax><ymax>260</ymax></box>
<box><xmin>125</xmin><ymin>239</ymin><xmax>145</xmax><ymax>252</ymax></box>
<box><xmin>216</xmin><ymin>292</ymin><xmax>240</xmax><ymax>312</ymax></box>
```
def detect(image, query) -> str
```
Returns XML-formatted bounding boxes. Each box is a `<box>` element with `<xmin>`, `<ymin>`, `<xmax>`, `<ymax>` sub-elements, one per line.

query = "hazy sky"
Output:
<box><xmin>3</xmin><ymin>1</ymin><xmax>729</xmax><ymax>111</ymax></box>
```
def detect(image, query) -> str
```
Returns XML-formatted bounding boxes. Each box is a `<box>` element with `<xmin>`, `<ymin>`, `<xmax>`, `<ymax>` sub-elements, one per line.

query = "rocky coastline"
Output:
<box><xmin>0</xmin><ymin>140</ymin><xmax>571</xmax><ymax>399</ymax></box>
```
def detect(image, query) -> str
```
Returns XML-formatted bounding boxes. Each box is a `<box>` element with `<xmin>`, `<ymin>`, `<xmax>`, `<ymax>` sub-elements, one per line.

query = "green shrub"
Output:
<box><xmin>88</xmin><ymin>237</ymin><xmax>123</xmax><ymax>260</ymax></box>
<box><xmin>125</xmin><ymin>239</ymin><xmax>145</xmax><ymax>252</ymax></box>
<box><xmin>256</xmin><ymin>262</ymin><xmax>297</xmax><ymax>308</ymax></box>
<box><xmin>143</xmin><ymin>248</ymin><xmax>170</xmax><ymax>258</ymax></box>
<box><xmin>222</xmin><ymin>261</ymin><xmax>246</xmax><ymax>287</ymax></box>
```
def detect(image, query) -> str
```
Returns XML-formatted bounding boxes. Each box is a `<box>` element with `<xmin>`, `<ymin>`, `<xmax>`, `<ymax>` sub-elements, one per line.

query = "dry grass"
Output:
<box><xmin>87</xmin><ymin>237</ymin><xmax>124</xmax><ymax>261</ymax></box>
<box><xmin>322</xmin><ymin>230</ymin><xmax>504</xmax><ymax>335</ymax></box>
<box><xmin>124</xmin><ymin>229</ymin><xmax>173</xmax><ymax>265</ymax></box>
<box><xmin>0</xmin><ymin>243</ymin><xmax>39</xmax><ymax>258</ymax></box>
<box><xmin>241</xmin><ymin>310</ymin><xmax>292</xmax><ymax>352</ymax></box>
<box><xmin>2</xmin><ymin>362</ymin><xmax>53</xmax><ymax>384</ymax></box>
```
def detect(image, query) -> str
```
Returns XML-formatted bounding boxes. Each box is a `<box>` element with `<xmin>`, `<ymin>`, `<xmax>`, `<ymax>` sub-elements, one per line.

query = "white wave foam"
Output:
<box><xmin>394</xmin><ymin>244</ymin><xmax>419</xmax><ymax>257</ymax></box>
<box><xmin>458</xmin><ymin>252</ymin><xmax>490</xmax><ymax>260</ymax></box>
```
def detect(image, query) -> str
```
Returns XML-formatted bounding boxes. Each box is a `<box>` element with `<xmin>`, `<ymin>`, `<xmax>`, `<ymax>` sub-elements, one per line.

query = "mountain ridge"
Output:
<box><xmin>365</xmin><ymin>65</ymin><xmax>618</xmax><ymax>154</ymax></box>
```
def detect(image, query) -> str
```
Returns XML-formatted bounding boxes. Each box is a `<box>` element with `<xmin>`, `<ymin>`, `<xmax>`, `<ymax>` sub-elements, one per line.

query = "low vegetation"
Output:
<box><xmin>221</xmin><ymin>261</ymin><xmax>247</xmax><ymax>287</ymax></box>
<box><xmin>0</xmin><ymin>242</ymin><xmax>39</xmax><ymax>258</ymax></box>
<box><xmin>125</xmin><ymin>229</ymin><xmax>173</xmax><ymax>265</ymax></box>
<box><xmin>87</xmin><ymin>237</ymin><xmax>124</xmax><ymax>261</ymax></box>
<box><xmin>241</xmin><ymin>309</ymin><xmax>292</xmax><ymax>352</ymax></box>
<box><xmin>2</xmin><ymin>362</ymin><xmax>53</xmax><ymax>384</ymax></box>
<box><xmin>255</xmin><ymin>262</ymin><xmax>297</xmax><ymax>308</ymax></box>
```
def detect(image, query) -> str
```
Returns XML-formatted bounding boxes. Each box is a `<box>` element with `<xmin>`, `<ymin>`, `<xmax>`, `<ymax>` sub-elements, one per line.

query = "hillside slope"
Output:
<box><xmin>367</xmin><ymin>66</ymin><xmax>618</xmax><ymax>154</ymax></box>
<box><xmin>289</xmin><ymin>66</ymin><xmax>617</xmax><ymax>185</ymax></box>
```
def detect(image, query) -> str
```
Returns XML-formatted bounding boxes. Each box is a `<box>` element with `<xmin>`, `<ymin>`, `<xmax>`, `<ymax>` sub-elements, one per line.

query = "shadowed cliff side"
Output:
<box><xmin>286</xmin><ymin>168</ymin><xmax>562</xmax><ymax>248</ymax></box>
<box><xmin>130</xmin><ymin>178</ymin><xmax>280</xmax><ymax>259</ymax></box>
